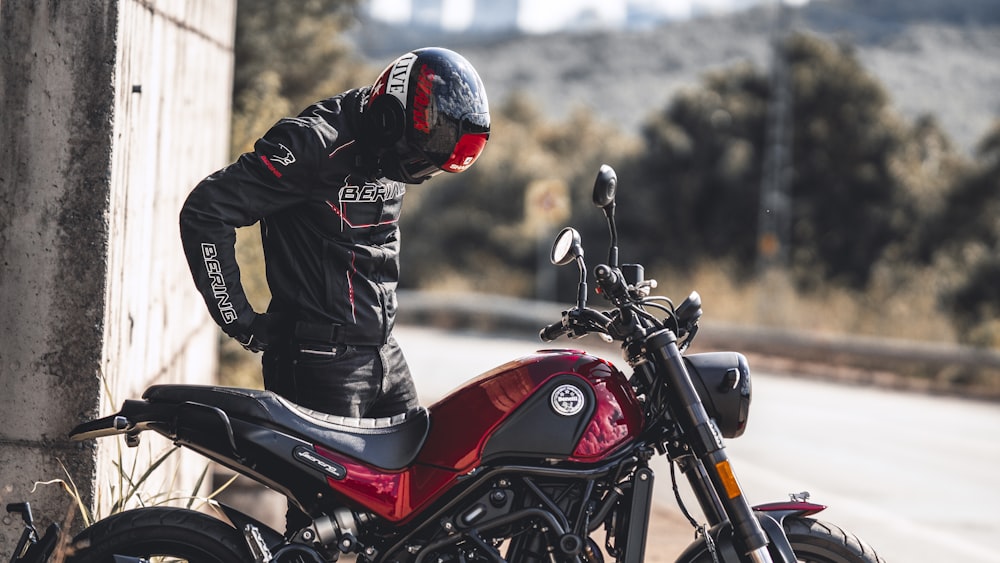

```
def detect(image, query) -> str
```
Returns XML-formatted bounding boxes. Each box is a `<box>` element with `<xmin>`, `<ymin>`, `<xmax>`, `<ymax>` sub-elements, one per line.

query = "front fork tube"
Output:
<box><xmin>675</xmin><ymin>454</ymin><xmax>726</xmax><ymax>526</ymax></box>
<box><xmin>676</xmin><ymin>455</ymin><xmax>773</xmax><ymax>563</ymax></box>
<box><xmin>647</xmin><ymin>330</ymin><xmax>773</xmax><ymax>562</ymax></box>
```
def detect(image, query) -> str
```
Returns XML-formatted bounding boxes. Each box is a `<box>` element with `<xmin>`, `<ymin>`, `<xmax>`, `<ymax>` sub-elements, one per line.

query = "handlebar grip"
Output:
<box><xmin>594</xmin><ymin>264</ymin><xmax>617</xmax><ymax>283</ymax></box>
<box><xmin>539</xmin><ymin>321</ymin><xmax>567</xmax><ymax>342</ymax></box>
<box><xmin>594</xmin><ymin>263</ymin><xmax>629</xmax><ymax>303</ymax></box>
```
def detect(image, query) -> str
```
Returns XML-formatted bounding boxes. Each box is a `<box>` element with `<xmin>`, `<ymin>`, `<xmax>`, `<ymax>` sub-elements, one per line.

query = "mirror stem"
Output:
<box><xmin>605</xmin><ymin>204</ymin><xmax>619</xmax><ymax>268</ymax></box>
<box><xmin>576</xmin><ymin>259</ymin><xmax>588</xmax><ymax>309</ymax></box>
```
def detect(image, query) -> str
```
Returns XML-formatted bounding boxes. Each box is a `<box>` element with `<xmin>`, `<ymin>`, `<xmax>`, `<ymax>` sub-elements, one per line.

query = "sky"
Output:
<box><xmin>367</xmin><ymin>0</ymin><xmax>809</xmax><ymax>34</ymax></box>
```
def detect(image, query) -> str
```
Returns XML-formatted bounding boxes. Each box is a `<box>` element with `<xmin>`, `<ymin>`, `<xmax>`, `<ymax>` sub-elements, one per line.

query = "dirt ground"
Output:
<box><xmin>633</xmin><ymin>508</ymin><xmax>699</xmax><ymax>561</ymax></box>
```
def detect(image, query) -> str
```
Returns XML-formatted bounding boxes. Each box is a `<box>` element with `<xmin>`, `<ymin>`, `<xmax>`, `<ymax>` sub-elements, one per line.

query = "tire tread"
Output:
<box><xmin>783</xmin><ymin>517</ymin><xmax>886</xmax><ymax>563</ymax></box>
<box><xmin>68</xmin><ymin>506</ymin><xmax>248</xmax><ymax>563</ymax></box>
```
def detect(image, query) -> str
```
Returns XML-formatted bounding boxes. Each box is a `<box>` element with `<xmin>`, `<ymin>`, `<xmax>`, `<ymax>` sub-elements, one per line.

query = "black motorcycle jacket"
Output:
<box><xmin>180</xmin><ymin>89</ymin><xmax>404</xmax><ymax>346</ymax></box>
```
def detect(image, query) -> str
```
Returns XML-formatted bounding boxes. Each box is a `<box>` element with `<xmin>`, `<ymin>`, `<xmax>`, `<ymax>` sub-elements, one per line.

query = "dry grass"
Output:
<box><xmin>651</xmin><ymin>261</ymin><xmax>957</xmax><ymax>344</ymax></box>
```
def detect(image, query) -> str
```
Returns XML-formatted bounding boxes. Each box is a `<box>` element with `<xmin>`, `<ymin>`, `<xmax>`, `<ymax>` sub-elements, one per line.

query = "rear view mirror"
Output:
<box><xmin>550</xmin><ymin>227</ymin><xmax>583</xmax><ymax>266</ymax></box>
<box><xmin>592</xmin><ymin>164</ymin><xmax>618</xmax><ymax>210</ymax></box>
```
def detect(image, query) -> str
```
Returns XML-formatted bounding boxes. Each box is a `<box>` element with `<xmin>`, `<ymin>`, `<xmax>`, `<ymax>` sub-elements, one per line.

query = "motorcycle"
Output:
<box><xmin>7</xmin><ymin>164</ymin><xmax>885</xmax><ymax>563</ymax></box>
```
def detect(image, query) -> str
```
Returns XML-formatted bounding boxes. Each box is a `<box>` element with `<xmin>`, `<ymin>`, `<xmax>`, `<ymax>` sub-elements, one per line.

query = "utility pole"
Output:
<box><xmin>525</xmin><ymin>179</ymin><xmax>570</xmax><ymax>302</ymax></box>
<box><xmin>756</xmin><ymin>1</ymin><xmax>794</xmax><ymax>274</ymax></box>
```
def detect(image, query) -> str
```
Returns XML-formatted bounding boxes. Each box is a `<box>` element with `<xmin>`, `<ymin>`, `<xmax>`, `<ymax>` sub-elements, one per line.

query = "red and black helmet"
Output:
<box><xmin>362</xmin><ymin>47</ymin><xmax>490</xmax><ymax>184</ymax></box>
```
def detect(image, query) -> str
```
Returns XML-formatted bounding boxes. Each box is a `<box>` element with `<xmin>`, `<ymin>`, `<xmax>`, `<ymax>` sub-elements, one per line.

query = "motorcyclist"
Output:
<box><xmin>180</xmin><ymin>47</ymin><xmax>490</xmax><ymax>420</ymax></box>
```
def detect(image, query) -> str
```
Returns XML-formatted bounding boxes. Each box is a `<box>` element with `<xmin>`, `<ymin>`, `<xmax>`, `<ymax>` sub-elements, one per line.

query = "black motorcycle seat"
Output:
<box><xmin>142</xmin><ymin>385</ymin><xmax>429</xmax><ymax>470</ymax></box>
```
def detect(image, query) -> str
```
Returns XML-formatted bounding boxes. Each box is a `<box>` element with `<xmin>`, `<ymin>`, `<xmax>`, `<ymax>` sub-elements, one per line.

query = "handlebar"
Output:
<box><xmin>539</xmin><ymin>307</ymin><xmax>615</xmax><ymax>342</ymax></box>
<box><xmin>541</xmin><ymin>256</ymin><xmax>701</xmax><ymax>347</ymax></box>
<box><xmin>539</xmin><ymin>320</ymin><xmax>569</xmax><ymax>342</ymax></box>
<box><xmin>594</xmin><ymin>263</ymin><xmax>631</xmax><ymax>305</ymax></box>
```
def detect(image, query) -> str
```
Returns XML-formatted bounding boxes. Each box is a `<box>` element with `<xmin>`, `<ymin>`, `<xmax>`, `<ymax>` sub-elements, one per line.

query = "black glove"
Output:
<box><xmin>235</xmin><ymin>313</ymin><xmax>273</xmax><ymax>353</ymax></box>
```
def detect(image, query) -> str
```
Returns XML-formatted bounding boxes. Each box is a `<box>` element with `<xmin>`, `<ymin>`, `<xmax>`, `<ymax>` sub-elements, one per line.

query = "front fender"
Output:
<box><xmin>674</xmin><ymin>512</ymin><xmax>797</xmax><ymax>563</ymax></box>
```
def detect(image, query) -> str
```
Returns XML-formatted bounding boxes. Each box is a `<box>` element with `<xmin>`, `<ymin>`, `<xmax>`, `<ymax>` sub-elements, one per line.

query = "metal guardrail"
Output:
<box><xmin>397</xmin><ymin>290</ymin><xmax>1000</xmax><ymax>399</ymax></box>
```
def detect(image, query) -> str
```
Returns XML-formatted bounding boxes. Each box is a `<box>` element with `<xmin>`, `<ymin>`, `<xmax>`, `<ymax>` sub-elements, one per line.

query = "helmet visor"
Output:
<box><xmin>422</xmin><ymin>109</ymin><xmax>490</xmax><ymax>171</ymax></box>
<box><xmin>441</xmin><ymin>109</ymin><xmax>489</xmax><ymax>172</ymax></box>
<box><xmin>391</xmin><ymin>110</ymin><xmax>489</xmax><ymax>182</ymax></box>
<box><xmin>442</xmin><ymin>132</ymin><xmax>488</xmax><ymax>173</ymax></box>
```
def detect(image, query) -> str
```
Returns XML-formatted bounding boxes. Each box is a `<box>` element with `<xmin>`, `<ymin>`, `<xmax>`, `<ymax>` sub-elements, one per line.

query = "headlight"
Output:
<box><xmin>684</xmin><ymin>352</ymin><xmax>752</xmax><ymax>438</ymax></box>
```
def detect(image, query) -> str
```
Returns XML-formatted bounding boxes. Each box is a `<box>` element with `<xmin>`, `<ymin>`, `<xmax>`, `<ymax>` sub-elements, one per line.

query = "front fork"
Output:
<box><xmin>673</xmin><ymin>454</ymin><xmax>827</xmax><ymax>563</ymax></box>
<box><xmin>644</xmin><ymin>330</ymin><xmax>774</xmax><ymax>563</ymax></box>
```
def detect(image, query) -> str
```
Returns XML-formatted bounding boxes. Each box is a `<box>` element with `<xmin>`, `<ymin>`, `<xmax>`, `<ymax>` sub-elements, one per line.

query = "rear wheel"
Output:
<box><xmin>66</xmin><ymin>507</ymin><xmax>250</xmax><ymax>563</ymax></box>
<box><xmin>784</xmin><ymin>517</ymin><xmax>885</xmax><ymax>563</ymax></box>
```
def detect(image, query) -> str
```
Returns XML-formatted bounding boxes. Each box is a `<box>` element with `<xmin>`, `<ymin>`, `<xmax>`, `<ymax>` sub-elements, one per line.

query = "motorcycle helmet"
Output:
<box><xmin>362</xmin><ymin>47</ymin><xmax>490</xmax><ymax>184</ymax></box>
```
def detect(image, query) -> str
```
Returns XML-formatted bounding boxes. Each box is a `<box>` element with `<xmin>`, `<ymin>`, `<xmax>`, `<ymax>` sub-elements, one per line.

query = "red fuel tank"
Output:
<box><xmin>418</xmin><ymin>349</ymin><xmax>644</xmax><ymax>471</ymax></box>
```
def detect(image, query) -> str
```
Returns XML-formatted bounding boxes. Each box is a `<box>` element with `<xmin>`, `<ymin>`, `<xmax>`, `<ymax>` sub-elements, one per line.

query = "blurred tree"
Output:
<box><xmin>925</xmin><ymin>121</ymin><xmax>1000</xmax><ymax>345</ymax></box>
<box><xmin>890</xmin><ymin>115</ymin><xmax>965</xmax><ymax>232</ymax></box>
<box><xmin>917</xmin><ymin>121</ymin><xmax>1000</xmax><ymax>257</ymax></box>
<box><xmin>948</xmin><ymin>256</ymin><xmax>1000</xmax><ymax>346</ymax></box>
<box><xmin>231</xmin><ymin>0</ymin><xmax>366</xmax><ymax>155</ymax></box>
<box><xmin>784</xmin><ymin>35</ymin><xmax>919</xmax><ymax>289</ymax></box>
<box><xmin>632</xmin><ymin>32</ymin><xmax>949</xmax><ymax>290</ymax></box>
<box><xmin>629</xmin><ymin>62</ymin><xmax>768</xmax><ymax>275</ymax></box>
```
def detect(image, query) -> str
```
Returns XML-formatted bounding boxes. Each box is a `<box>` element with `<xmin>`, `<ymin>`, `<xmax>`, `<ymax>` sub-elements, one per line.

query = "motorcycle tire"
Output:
<box><xmin>65</xmin><ymin>506</ymin><xmax>251</xmax><ymax>563</ymax></box>
<box><xmin>783</xmin><ymin>517</ymin><xmax>886</xmax><ymax>563</ymax></box>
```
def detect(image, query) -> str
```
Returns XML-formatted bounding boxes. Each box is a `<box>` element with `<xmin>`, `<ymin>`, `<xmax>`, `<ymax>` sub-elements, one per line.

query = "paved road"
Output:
<box><xmin>395</xmin><ymin>325</ymin><xmax>1000</xmax><ymax>563</ymax></box>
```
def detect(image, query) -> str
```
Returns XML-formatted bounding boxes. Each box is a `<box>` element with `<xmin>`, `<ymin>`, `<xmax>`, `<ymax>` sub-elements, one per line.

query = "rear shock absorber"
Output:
<box><xmin>310</xmin><ymin>507</ymin><xmax>376</xmax><ymax>559</ymax></box>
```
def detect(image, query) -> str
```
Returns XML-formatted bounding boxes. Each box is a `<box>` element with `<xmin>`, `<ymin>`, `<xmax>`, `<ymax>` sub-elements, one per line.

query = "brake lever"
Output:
<box><xmin>541</xmin><ymin>307</ymin><xmax>614</xmax><ymax>342</ymax></box>
<box><xmin>633</xmin><ymin>278</ymin><xmax>658</xmax><ymax>298</ymax></box>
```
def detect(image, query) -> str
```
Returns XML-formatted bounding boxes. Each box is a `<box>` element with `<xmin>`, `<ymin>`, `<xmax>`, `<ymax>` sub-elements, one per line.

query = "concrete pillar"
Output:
<box><xmin>0</xmin><ymin>0</ymin><xmax>235</xmax><ymax>550</ymax></box>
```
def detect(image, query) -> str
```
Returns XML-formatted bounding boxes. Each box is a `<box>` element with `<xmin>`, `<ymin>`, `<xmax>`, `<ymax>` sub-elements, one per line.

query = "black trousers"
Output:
<box><xmin>262</xmin><ymin>334</ymin><xmax>419</xmax><ymax>418</ymax></box>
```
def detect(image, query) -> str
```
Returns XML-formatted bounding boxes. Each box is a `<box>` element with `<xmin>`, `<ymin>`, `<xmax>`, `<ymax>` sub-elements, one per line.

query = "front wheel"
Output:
<box><xmin>66</xmin><ymin>507</ymin><xmax>251</xmax><ymax>563</ymax></box>
<box><xmin>784</xmin><ymin>517</ymin><xmax>885</xmax><ymax>563</ymax></box>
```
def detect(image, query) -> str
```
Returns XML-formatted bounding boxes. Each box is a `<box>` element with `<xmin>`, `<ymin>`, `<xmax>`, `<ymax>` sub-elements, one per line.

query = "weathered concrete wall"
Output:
<box><xmin>0</xmin><ymin>0</ymin><xmax>234</xmax><ymax>550</ymax></box>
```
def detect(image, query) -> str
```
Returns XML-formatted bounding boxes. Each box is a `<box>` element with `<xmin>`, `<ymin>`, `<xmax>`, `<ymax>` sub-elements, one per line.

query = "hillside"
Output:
<box><xmin>353</xmin><ymin>0</ymin><xmax>1000</xmax><ymax>153</ymax></box>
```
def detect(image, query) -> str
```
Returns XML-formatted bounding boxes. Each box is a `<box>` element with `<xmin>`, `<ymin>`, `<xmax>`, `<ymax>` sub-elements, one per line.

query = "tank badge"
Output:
<box><xmin>550</xmin><ymin>384</ymin><xmax>586</xmax><ymax>416</ymax></box>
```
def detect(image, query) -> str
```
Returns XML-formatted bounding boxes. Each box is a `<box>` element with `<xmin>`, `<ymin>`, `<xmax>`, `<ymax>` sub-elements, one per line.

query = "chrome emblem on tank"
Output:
<box><xmin>550</xmin><ymin>384</ymin><xmax>586</xmax><ymax>416</ymax></box>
